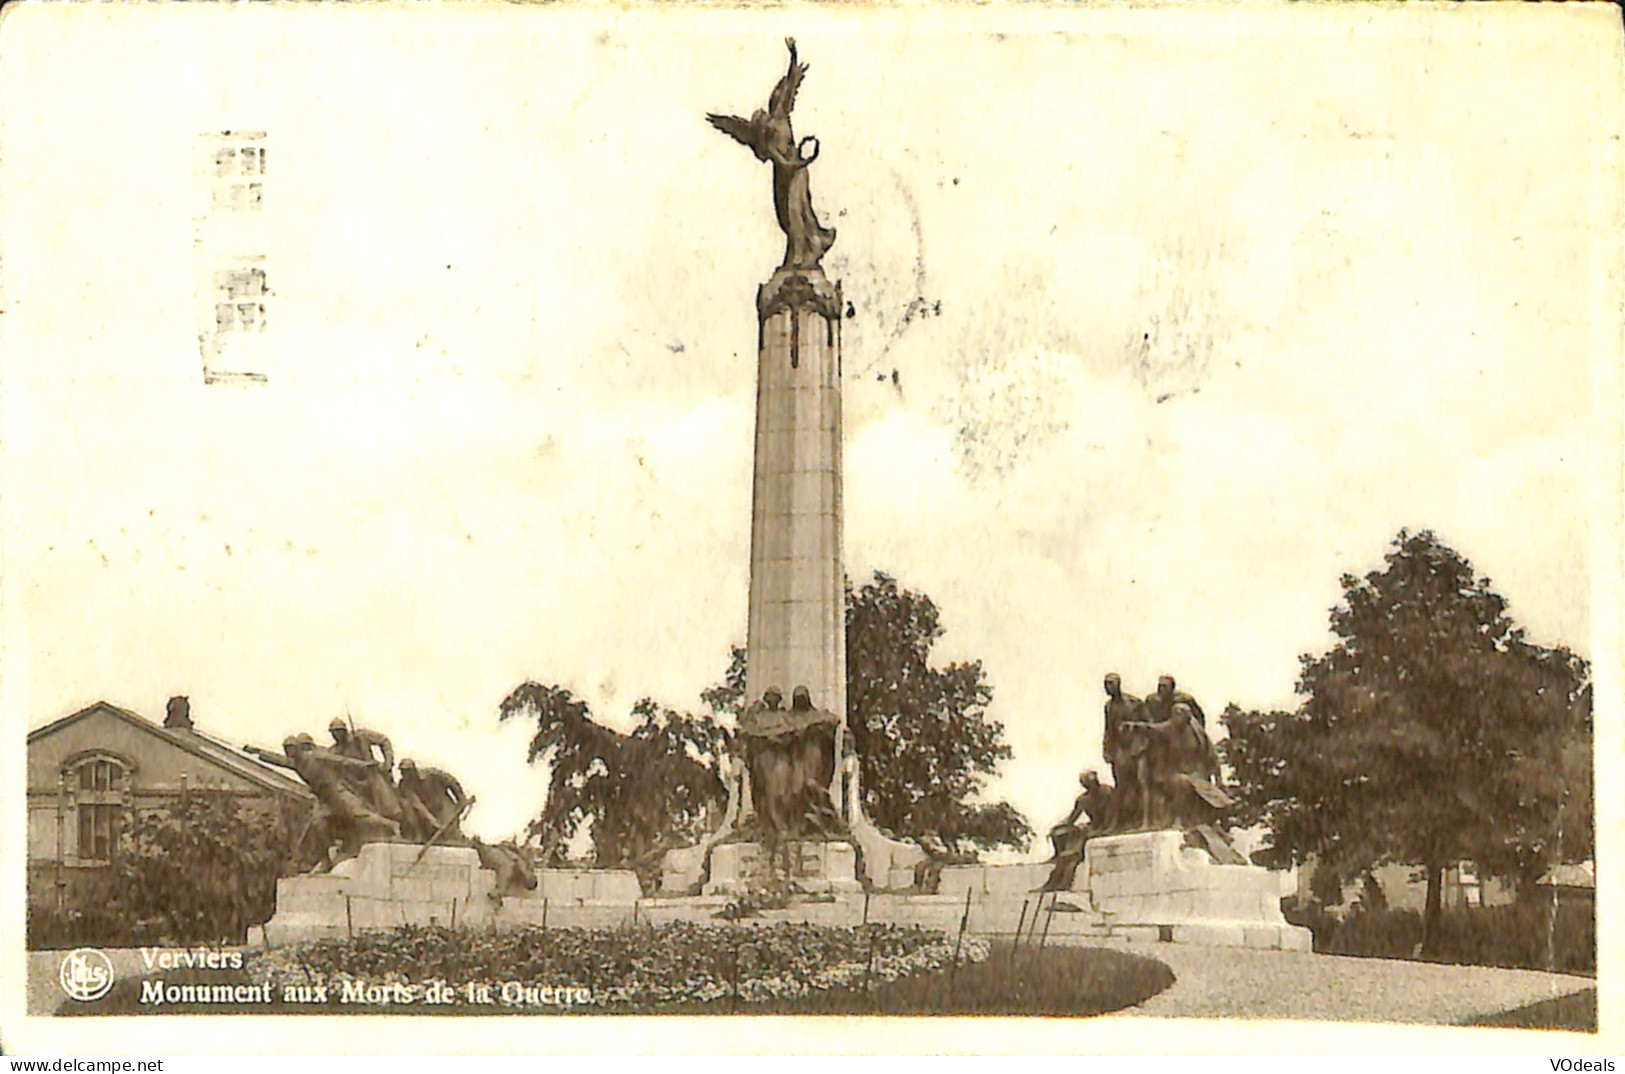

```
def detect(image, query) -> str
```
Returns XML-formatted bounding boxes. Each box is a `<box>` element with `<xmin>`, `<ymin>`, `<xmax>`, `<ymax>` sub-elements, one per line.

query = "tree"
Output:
<box><xmin>845</xmin><ymin>572</ymin><xmax>1031</xmax><ymax>853</ymax></box>
<box><xmin>498</xmin><ymin>684</ymin><xmax>731</xmax><ymax>890</ymax></box>
<box><xmin>28</xmin><ymin>790</ymin><xmax>312</xmax><ymax>948</ymax></box>
<box><xmin>118</xmin><ymin>792</ymin><xmax>294</xmax><ymax>944</ymax></box>
<box><xmin>507</xmin><ymin>572</ymin><xmax>1031</xmax><ymax>884</ymax></box>
<box><xmin>1221</xmin><ymin>529</ymin><xmax>1591</xmax><ymax>954</ymax></box>
<box><xmin>704</xmin><ymin>572</ymin><xmax>1032</xmax><ymax>855</ymax></box>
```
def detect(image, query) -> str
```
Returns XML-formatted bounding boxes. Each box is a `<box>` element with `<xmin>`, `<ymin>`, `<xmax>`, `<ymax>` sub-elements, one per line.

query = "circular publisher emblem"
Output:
<box><xmin>59</xmin><ymin>948</ymin><xmax>115</xmax><ymax>1001</ymax></box>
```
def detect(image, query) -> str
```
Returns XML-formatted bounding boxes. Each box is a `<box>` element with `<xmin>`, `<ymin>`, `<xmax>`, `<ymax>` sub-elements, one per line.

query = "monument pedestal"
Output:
<box><xmin>848</xmin><ymin>817</ymin><xmax>928</xmax><ymax>891</ymax></box>
<box><xmin>252</xmin><ymin>842</ymin><xmax>495</xmax><ymax>946</ymax></box>
<box><xmin>1077</xmin><ymin>830</ymin><xmax>1311</xmax><ymax>951</ymax></box>
<box><xmin>701</xmin><ymin>841</ymin><xmax>863</xmax><ymax>895</ymax></box>
<box><xmin>844</xmin><ymin>767</ymin><xmax>928</xmax><ymax>891</ymax></box>
<box><xmin>661</xmin><ymin>840</ymin><xmax>715</xmax><ymax>896</ymax></box>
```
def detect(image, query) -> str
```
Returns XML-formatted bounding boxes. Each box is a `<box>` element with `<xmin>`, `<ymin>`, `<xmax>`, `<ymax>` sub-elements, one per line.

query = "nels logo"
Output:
<box><xmin>60</xmin><ymin>948</ymin><xmax>115</xmax><ymax>1002</ymax></box>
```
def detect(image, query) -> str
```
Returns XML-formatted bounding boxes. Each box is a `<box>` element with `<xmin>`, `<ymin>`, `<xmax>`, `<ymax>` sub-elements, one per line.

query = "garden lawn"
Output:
<box><xmin>1462</xmin><ymin>989</ymin><xmax>1597</xmax><ymax>1032</ymax></box>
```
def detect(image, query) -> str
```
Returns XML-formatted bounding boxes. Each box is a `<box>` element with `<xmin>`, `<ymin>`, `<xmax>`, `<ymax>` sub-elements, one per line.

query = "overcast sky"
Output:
<box><xmin>4</xmin><ymin>4</ymin><xmax>1616</xmax><ymax>846</ymax></box>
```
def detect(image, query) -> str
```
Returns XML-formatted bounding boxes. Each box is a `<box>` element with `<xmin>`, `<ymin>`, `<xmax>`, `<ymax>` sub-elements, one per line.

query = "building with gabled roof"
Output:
<box><xmin>26</xmin><ymin>696</ymin><xmax>312</xmax><ymax>908</ymax></box>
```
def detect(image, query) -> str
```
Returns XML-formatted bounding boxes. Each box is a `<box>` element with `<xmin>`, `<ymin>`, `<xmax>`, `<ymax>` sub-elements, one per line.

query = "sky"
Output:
<box><xmin>3</xmin><ymin>3</ymin><xmax>1617</xmax><ymax>848</ymax></box>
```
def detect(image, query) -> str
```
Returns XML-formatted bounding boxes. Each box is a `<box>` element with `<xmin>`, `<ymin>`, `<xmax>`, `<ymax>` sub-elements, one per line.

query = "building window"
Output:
<box><xmin>65</xmin><ymin>755</ymin><xmax>128</xmax><ymax>863</ymax></box>
<box><xmin>76</xmin><ymin>803</ymin><xmax>119</xmax><ymax>862</ymax></box>
<box><xmin>78</xmin><ymin>759</ymin><xmax>116</xmax><ymax>793</ymax></box>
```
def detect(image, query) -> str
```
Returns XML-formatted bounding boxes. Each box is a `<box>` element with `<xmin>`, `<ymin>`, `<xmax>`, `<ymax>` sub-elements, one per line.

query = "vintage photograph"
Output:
<box><xmin>2</xmin><ymin>0</ymin><xmax>1618</xmax><ymax>1055</ymax></box>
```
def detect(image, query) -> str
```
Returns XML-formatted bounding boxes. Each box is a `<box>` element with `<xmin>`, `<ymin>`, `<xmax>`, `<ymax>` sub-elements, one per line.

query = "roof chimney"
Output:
<box><xmin>164</xmin><ymin>696</ymin><xmax>193</xmax><ymax>731</ymax></box>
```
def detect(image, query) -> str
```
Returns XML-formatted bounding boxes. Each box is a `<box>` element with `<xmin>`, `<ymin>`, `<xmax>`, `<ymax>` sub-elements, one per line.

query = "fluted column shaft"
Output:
<box><xmin>745</xmin><ymin>267</ymin><xmax>846</xmax><ymax>729</ymax></box>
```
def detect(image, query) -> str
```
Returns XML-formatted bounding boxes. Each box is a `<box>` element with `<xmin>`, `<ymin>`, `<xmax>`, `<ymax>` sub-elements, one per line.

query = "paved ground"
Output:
<box><xmin>1087</xmin><ymin>940</ymin><xmax>1596</xmax><ymax>1024</ymax></box>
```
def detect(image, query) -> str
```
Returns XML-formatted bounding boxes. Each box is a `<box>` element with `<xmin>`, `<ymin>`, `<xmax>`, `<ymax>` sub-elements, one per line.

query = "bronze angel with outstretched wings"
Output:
<box><xmin>707</xmin><ymin>38</ymin><xmax>837</xmax><ymax>270</ymax></box>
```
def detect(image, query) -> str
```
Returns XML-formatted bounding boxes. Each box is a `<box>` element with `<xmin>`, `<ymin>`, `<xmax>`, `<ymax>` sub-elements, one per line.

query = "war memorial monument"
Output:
<box><xmin>248</xmin><ymin>40</ymin><xmax>1307</xmax><ymax>954</ymax></box>
<box><xmin>13</xmin><ymin>10</ymin><xmax>1609</xmax><ymax>1040</ymax></box>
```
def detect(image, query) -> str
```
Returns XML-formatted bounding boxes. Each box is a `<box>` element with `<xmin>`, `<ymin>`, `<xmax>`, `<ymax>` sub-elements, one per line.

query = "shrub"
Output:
<box><xmin>1284</xmin><ymin>896</ymin><xmax>1594</xmax><ymax>975</ymax></box>
<box><xmin>27</xmin><ymin>871</ymin><xmax>172</xmax><ymax>949</ymax></box>
<box><xmin>27</xmin><ymin>793</ymin><xmax>304</xmax><ymax>949</ymax></box>
<box><xmin>123</xmin><ymin>794</ymin><xmax>295</xmax><ymax>944</ymax></box>
<box><xmin>1428</xmin><ymin>898</ymin><xmax>1594</xmax><ymax>975</ymax></box>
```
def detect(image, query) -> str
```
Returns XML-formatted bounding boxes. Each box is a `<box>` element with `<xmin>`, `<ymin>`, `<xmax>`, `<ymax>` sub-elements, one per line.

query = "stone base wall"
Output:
<box><xmin>252</xmin><ymin>843</ymin><xmax>644</xmax><ymax>947</ymax></box>
<box><xmin>937</xmin><ymin>862</ymin><xmax>1053</xmax><ymax>899</ymax></box>
<box><xmin>846</xmin><ymin>814</ymin><xmax>928</xmax><ymax>890</ymax></box>
<box><xmin>529</xmin><ymin>870</ymin><xmax>643</xmax><ymax>904</ymax></box>
<box><xmin>664</xmin><ymin>828</ymin><xmax>925</xmax><ymax>895</ymax></box>
<box><xmin>1081</xmin><ymin>830</ymin><xmax>1311</xmax><ymax>952</ymax></box>
<box><xmin>255</xmin><ymin>842</ymin><xmax>494</xmax><ymax>946</ymax></box>
<box><xmin>251</xmin><ymin>831</ymin><xmax>1309</xmax><ymax>955</ymax></box>
<box><xmin>635</xmin><ymin>892</ymin><xmax>1110</xmax><ymax>938</ymax></box>
<box><xmin>702</xmin><ymin>841</ymin><xmax>862</xmax><ymax>895</ymax></box>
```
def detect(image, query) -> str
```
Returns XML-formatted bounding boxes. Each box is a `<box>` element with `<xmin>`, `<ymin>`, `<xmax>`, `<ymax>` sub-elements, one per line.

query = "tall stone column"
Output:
<box><xmin>693</xmin><ymin>40</ymin><xmax>926</xmax><ymax>888</ymax></box>
<box><xmin>745</xmin><ymin>266</ymin><xmax>846</xmax><ymax>731</ymax></box>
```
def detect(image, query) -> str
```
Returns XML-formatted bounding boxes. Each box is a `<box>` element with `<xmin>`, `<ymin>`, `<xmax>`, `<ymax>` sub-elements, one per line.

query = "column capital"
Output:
<box><xmin>757</xmin><ymin>267</ymin><xmax>841</xmax><ymax>325</ymax></box>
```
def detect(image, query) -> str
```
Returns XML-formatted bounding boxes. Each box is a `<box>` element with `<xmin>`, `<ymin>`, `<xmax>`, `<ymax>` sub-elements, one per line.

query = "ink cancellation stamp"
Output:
<box><xmin>1</xmin><ymin>0</ymin><xmax>1619</xmax><ymax>1059</ymax></box>
<box><xmin>196</xmin><ymin>131</ymin><xmax>270</xmax><ymax>385</ymax></box>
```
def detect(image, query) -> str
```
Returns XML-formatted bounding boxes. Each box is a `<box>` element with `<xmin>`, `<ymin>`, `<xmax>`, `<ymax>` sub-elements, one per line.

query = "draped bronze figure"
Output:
<box><xmin>708</xmin><ymin>38</ymin><xmax>838</xmax><ymax>271</ymax></box>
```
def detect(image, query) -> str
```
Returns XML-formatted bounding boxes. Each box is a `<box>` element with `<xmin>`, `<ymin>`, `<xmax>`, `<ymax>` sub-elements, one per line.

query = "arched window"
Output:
<box><xmin>63</xmin><ymin>753</ymin><xmax>130</xmax><ymax>864</ymax></box>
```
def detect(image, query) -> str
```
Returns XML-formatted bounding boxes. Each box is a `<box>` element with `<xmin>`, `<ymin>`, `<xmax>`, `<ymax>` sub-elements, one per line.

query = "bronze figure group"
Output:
<box><xmin>1045</xmin><ymin>673</ymin><xmax>1237</xmax><ymax>889</ymax></box>
<box><xmin>1101</xmin><ymin>673</ymin><xmax>1228</xmax><ymax>834</ymax></box>
<box><xmin>251</xmin><ymin>719</ymin><xmax>490</xmax><ymax>874</ymax></box>
<box><xmin>738</xmin><ymin>685</ymin><xmax>844</xmax><ymax>844</ymax></box>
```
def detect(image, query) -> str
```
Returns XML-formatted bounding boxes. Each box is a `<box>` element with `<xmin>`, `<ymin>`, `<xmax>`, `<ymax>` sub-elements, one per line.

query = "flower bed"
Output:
<box><xmin>250</xmin><ymin>922</ymin><xmax>988</xmax><ymax>1011</ymax></box>
<box><xmin>61</xmin><ymin>932</ymin><xmax>1172</xmax><ymax>1016</ymax></box>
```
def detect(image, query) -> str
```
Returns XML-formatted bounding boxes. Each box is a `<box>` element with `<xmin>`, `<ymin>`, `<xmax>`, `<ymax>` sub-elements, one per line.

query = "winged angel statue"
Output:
<box><xmin>708</xmin><ymin>38</ymin><xmax>838</xmax><ymax>270</ymax></box>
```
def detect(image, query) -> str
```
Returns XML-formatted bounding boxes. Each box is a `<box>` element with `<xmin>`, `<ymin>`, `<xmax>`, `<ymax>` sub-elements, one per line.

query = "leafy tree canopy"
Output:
<box><xmin>1220</xmin><ymin>529</ymin><xmax>1591</xmax><ymax>945</ymax></box>
<box><xmin>498</xmin><ymin>685</ymin><xmax>730</xmax><ymax>886</ymax></box>
<box><xmin>503</xmin><ymin>571</ymin><xmax>1031</xmax><ymax>884</ymax></box>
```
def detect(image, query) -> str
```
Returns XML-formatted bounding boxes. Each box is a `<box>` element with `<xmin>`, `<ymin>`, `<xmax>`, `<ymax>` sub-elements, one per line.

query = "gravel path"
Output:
<box><xmin>1091</xmin><ymin>941</ymin><xmax>1595</xmax><ymax>1024</ymax></box>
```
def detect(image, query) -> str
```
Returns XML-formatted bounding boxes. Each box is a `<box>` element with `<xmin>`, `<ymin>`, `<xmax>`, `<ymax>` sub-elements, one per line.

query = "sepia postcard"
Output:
<box><xmin>1</xmin><ymin>0</ymin><xmax>1620</xmax><ymax>1057</ymax></box>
